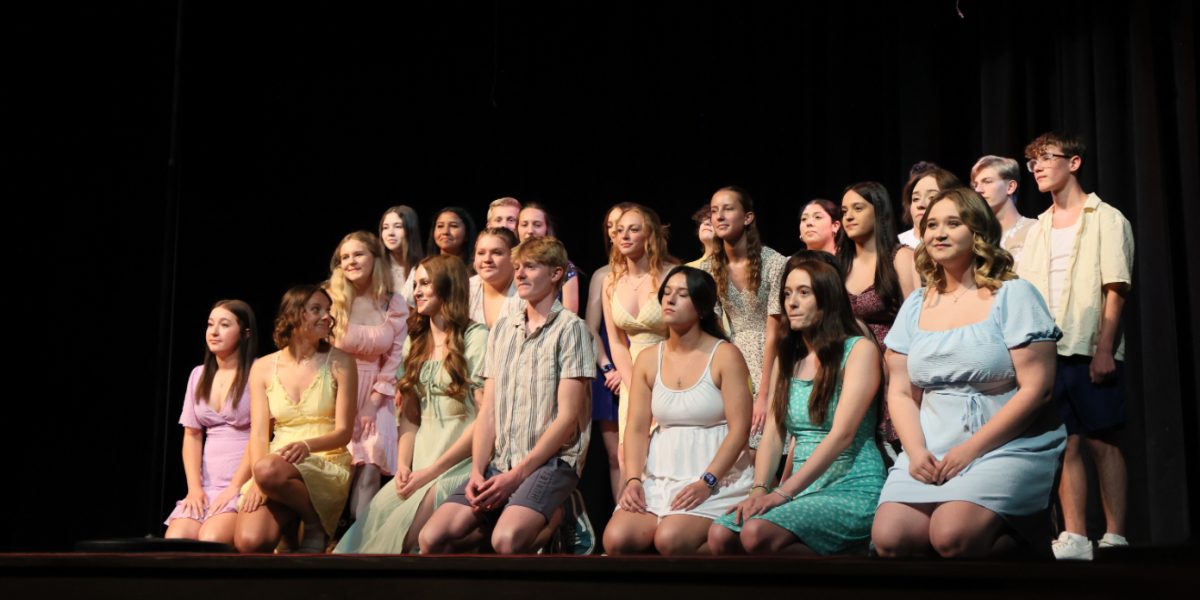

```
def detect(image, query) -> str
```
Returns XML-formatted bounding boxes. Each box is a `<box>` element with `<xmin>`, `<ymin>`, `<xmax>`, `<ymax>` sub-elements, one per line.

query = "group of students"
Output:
<box><xmin>164</xmin><ymin>131</ymin><xmax>1133</xmax><ymax>561</ymax></box>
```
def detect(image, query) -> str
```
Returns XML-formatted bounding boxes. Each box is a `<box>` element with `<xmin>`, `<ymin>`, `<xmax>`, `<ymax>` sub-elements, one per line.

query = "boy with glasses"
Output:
<box><xmin>1016</xmin><ymin>132</ymin><xmax>1134</xmax><ymax>560</ymax></box>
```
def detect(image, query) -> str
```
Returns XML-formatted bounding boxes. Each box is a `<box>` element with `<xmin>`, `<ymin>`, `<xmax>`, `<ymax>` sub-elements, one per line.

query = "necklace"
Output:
<box><xmin>626</xmin><ymin>271</ymin><xmax>651</xmax><ymax>292</ymax></box>
<box><xmin>948</xmin><ymin>286</ymin><xmax>973</xmax><ymax>303</ymax></box>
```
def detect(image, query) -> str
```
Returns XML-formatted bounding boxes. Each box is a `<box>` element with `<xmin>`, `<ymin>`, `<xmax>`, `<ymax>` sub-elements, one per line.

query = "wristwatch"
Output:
<box><xmin>701</xmin><ymin>472</ymin><xmax>718</xmax><ymax>493</ymax></box>
<box><xmin>601</xmin><ymin>363</ymin><xmax>616</xmax><ymax>374</ymax></box>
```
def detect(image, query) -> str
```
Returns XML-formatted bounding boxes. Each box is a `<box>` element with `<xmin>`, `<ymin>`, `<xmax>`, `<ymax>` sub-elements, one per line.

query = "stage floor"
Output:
<box><xmin>1</xmin><ymin>548</ymin><xmax>1194</xmax><ymax>599</ymax></box>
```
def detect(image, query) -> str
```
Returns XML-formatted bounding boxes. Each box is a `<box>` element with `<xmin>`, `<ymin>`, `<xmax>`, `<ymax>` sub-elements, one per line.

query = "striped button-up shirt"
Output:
<box><xmin>482</xmin><ymin>299</ymin><xmax>595</xmax><ymax>474</ymax></box>
<box><xmin>1016</xmin><ymin>193</ymin><xmax>1134</xmax><ymax>360</ymax></box>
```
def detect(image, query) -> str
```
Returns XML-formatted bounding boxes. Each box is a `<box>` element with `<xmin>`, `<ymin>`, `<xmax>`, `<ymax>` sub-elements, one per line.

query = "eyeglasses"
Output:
<box><xmin>1026</xmin><ymin>152</ymin><xmax>1069</xmax><ymax>172</ymax></box>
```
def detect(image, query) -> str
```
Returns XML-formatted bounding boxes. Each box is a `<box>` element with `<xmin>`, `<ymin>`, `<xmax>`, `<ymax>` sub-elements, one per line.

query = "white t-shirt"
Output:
<box><xmin>1047</xmin><ymin>219</ymin><xmax>1081</xmax><ymax>316</ymax></box>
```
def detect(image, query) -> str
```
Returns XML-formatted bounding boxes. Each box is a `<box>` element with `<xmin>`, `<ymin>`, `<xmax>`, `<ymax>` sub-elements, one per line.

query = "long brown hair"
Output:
<box><xmin>272</xmin><ymin>285</ymin><xmax>333</xmax><ymax>352</ymax></box>
<box><xmin>195</xmin><ymin>299</ymin><xmax>258</xmax><ymax>409</ymax></box>
<box><xmin>398</xmin><ymin>255</ymin><xmax>474</xmax><ymax>403</ymax></box>
<box><xmin>771</xmin><ymin>257</ymin><xmax>866</xmax><ymax>432</ymax></box>
<box><xmin>379</xmin><ymin>205</ymin><xmax>425</xmax><ymax>277</ymax></box>
<box><xmin>709</xmin><ymin>186</ymin><xmax>764</xmax><ymax>299</ymax></box>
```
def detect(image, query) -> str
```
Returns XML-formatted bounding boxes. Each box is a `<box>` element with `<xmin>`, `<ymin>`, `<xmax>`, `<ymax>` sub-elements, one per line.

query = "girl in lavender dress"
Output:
<box><xmin>327</xmin><ymin>231</ymin><xmax>410</xmax><ymax>520</ymax></box>
<box><xmin>164</xmin><ymin>300</ymin><xmax>258</xmax><ymax>545</ymax></box>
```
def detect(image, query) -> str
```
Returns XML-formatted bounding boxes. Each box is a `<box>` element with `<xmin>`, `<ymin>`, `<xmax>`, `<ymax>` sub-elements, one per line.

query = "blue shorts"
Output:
<box><xmin>1054</xmin><ymin>354</ymin><xmax>1126</xmax><ymax>435</ymax></box>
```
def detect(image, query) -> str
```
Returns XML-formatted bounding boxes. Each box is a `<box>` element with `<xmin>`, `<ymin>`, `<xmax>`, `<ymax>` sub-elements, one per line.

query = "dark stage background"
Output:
<box><xmin>12</xmin><ymin>0</ymin><xmax>1197</xmax><ymax>551</ymax></box>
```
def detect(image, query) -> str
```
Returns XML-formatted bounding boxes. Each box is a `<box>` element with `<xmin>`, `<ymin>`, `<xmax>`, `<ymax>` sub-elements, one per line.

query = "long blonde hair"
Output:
<box><xmin>327</xmin><ymin>231</ymin><xmax>390</xmax><ymax>341</ymax></box>
<box><xmin>915</xmin><ymin>187</ymin><xmax>1017</xmax><ymax>292</ymax></box>
<box><xmin>607</xmin><ymin>204</ymin><xmax>675</xmax><ymax>295</ymax></box>
<box><xmin>397</xmin><ymin>255</ymin><xmax>474</xmax><ymax>403</ymax></box>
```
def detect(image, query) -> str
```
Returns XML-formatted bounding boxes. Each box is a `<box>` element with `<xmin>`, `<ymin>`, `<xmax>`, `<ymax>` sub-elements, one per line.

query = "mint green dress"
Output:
<box><xmin>714</xmin><ymin>337</ymin><xmax>885</xmax><ymax>555</ymax></box>
<box><xmin>334</xmin><ymin>323</ymin><xmax>488</xmax><ymax>554</ymax></box>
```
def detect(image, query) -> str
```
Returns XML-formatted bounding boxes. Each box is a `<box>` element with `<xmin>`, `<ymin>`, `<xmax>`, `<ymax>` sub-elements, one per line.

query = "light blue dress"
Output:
<box><xmin>878</xmin><ymin>279</ymin><xmax>1065</xmax><ymax>518</ymax></box>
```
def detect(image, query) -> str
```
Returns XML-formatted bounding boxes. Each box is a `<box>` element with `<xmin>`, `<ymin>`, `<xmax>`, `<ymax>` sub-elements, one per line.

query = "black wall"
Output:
<box><xmin>13</xmin><ymin>0</ymin><xmax>1197</xmax><ymax>551</ymax></box>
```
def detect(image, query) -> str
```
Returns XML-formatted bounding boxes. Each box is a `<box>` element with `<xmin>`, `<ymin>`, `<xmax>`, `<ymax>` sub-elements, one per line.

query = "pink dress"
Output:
<box><xmin>336</xmin><ymin>293</ymin><xmax>409</xmax><ymax>475</ymax></box>
<box><xmin>164</xmin><ymin>365</ymin><xmax>251</xmax><ymax>524</ymax></box>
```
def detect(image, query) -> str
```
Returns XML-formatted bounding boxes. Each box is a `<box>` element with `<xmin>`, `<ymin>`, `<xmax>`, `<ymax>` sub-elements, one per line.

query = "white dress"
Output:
<box><xmin>642</xmin><ymin>340</ymin><xmax>754</xmax><ymax>520</ymax></box>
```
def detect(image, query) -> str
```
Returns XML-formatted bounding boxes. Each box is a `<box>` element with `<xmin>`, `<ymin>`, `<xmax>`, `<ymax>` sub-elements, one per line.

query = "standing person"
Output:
<box><xmin>379</xmin><ymin>205</ymin><xmax>424</xmax><ymax>304</ymax></box>
<box><xmin>871</xmin><ymin>188</ymin><xmax>1064</xmax><ymax>558</ymax></box>
<box><xmin>604</xmin><ymin>266</ymin><xmax>754</xmax><ymax>556</ymax></box>
<box><xmin>428</xmin><ymin>207</ymin><xmax>478</xmax><ymax>275</ymax></box>
<box><xmin>701</xmin><ymin>186</ymin><xmax>787</xmax><ymax>453</ymax></box>
<box><xmin>971</xmin><ymin>156</ymin><xmax>1037</xmax><ymax>263</ymax></box>
<box><xmin>898</xmin><ymin>163</ymin><xmax>961</xmax><ymax>249</ymax></box>
<box><xmin>587</xmin><ymin>203</ymin><xmax>634</xmax><ymax>501</ymax></box>
<box><xmin>486</xmin><ymin>197</ymin><xmax>521</xmax><ymax>232</ymax></box>
<box><xmin>334</xmin><ymin>256</ymin><xmax>488</xmax><ymax>554</ymax></box>
<box><xmin>838</xmin><ymin>182</ymin><xmax>920</xmax><ymax>451</ymax></box>
<box><xmin>1016</xmin><ymin>132</ymin><xmax>1134</xmax><ymax>560</ymax></box>
<box><xmin>686</xmin><ymin>204</ymin><xmax>717</xmax><ymax>268</ymax></box>
<box><xmin>164</xmin><ymin>300</ymin><xmax>258</xmax><ymax>545</ymax></box>
<box><xmin>602</xmin><ymin>204</ymin><xmax>677</xmax><ymax>450</ymax></box>
<box><xmin>709</xmin><ymin>257</ymin><xmax>883</xmax><ymax>555</ymax></box>
<box><xmin>517</xmin><ymin>202</ymin><xmax>580</xmax><ymax>313</ymax></box>
<box><xmin>799</xmin><ymin>199</ymin><xmax>842</xmax><ymax>255</ymax></box>
<box><xmin>418</xmin><ymin>237</ymin><xmax>595</xmax><ymax>554</ymax></box>
<box><xmin>326</xmin><ymin>231</ymin><xmax>410</xmax><ymax>520</ymax></box>
<box><xmin>234</xmin><ymin>285</ymin><xmax>356</xmax><ymax>553</ymax></box>
<box><xmin>470</xmin><ymin>227</ymin><xmax>520</xmax><ymax>328</ymax></box>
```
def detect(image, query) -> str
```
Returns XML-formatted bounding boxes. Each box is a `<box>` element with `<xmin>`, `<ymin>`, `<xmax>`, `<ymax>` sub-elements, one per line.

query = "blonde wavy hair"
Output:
<box><xmin>398</xmin><ymin>255</ymin><xmax>474</xmax><ymax>404</ymax></box>
<box><xmin>915</xmin><ymin>187</ymin><xmax>1017</xmax><ymax>292</ymax></box>
<box><xmin>327</xmin><ymin>231</ymin><xmax>390</xmax><ymax>341</ymax></box>
<box><xmin>607</xmin><ymin>204</ymin><xmax>675</xmax><ymax>295</ymax></box>
<box><xmin>709</xmin><ymin>186</ymin><xmax>764</xmax><ymax>299</ymax></box>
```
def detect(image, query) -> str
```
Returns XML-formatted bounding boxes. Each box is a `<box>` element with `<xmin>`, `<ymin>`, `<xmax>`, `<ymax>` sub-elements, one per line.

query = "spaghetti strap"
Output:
<box><xmin>702</xmin><ymin>339</ymin><xmax>724</xmax><ymax>380</ymax></box>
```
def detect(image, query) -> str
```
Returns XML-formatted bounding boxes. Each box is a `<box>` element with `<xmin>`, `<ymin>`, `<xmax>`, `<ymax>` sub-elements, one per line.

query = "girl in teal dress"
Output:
<box><xmin>709</xmin><ymin>255</ymin><xmax>885</xmax><ymax>555</ymax></box>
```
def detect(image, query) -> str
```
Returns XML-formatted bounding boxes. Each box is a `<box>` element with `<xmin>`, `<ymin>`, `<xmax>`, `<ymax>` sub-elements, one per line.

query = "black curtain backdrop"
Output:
<box><xmin>12</xmin><ymin>0</ymin><xmax>1197</xmax><ymax>551</ymax></box>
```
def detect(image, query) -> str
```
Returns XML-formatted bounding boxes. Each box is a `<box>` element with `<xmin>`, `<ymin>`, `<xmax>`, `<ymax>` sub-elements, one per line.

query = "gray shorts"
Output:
<box><xmin>445</xmin><ymin>457</ymin><xmax>579</xmax><ymax>523</ymax></box>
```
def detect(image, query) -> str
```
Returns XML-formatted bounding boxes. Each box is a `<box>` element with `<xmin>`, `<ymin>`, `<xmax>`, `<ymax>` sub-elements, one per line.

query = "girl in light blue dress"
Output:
<box><xmin>872</xmin><ymin>188</ymin><xmax>1064</xmax><ymax>558</ymax></box>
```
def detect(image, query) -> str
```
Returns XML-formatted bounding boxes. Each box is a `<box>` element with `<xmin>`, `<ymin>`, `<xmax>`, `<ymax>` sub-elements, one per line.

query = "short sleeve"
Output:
<box><xmin>996</xmin><ymin>279</ymin><xmax>1063</xmax><ymax>348</ymax></box>
<box><xmin>1098</xmin><ymin>205</ymin><xmax>1134</xmax><ymax>289</ymax></box>
<box><xmin>557</xmin><ymin>319</ymin><xmax>596</xmax><ymax>380</ymax></box>
<box><xmin>764</xmin><ymin>249</ymin><xmax>786</xmax><ymax>316</ymax></box>
<box><xmin>464</xmin><ymin>323</ymin><xmax>489</xmax><ymax>391</ymax></box>
<box><xmin>179</xmin><ymin>366</ymin><xmax>204</xmax><ymax>430</ymax></box>
<box><xmin>884</xmin><ymin>289</ymin><xmax>924</xmax><ymax>355</ymax></box>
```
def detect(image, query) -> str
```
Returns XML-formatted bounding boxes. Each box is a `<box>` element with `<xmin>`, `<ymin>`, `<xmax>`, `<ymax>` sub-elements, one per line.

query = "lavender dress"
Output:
<box><xmin>164</xmin><ymin>365</ymin><xmax>251</xmax><ymax>524</ymax></box>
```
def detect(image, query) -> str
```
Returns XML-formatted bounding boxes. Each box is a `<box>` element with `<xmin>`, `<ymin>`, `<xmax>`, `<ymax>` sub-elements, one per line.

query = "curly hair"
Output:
<box><xmin>1025</xmin><ymin>131</ymin><xmax>1087</xmax><ymax>174</ymax></box>
<box><xmin>709</xmin><ymin>186</ymin><xmax>764</xmax><ymax>299</ymax></box>
<box><xmin>398</xmin><ymin>255</ymin><xmax>475</xmax><ymax>404</ymax></box>
<box><xmin>607</xmin><ymin>204</ymin><xmax>676</xmax><ymax>296</ymax></box>
<box><xmin>327</xmin><ymin>231</ymin><xmax>390</xmax><ymax>341</ymax></box>
<box><xmin>272</xmin><ymin>285</ymin><xmax>333</xmax><ymax>352</ymax></box>
<box><xmin>915</xmin><ymin>187</ymin><xmax>1017</xmax><ymax>292</ymax></box>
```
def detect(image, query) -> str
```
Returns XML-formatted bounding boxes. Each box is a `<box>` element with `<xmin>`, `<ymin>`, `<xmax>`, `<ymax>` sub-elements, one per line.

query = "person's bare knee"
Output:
<box><xmin>707</xmin><ymin>524</ymin><xmax>741</xmax><ymax>555</ymax></box>
<box><xmin>253</xmin><ymin>455</ymin><xmax>291</xmax><ymax>492</ymax></box>
<box><xmin>740</xmin><ymin>519</ymin><xmax>782</xmax><ymax>554</ymax></box>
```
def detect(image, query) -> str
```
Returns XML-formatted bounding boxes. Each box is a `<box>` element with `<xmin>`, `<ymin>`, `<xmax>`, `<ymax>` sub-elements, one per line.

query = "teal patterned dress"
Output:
<box><xmin>714</xmin><ymin>336</ymin><xmax>885</xmax><ymax>555</ymax></box>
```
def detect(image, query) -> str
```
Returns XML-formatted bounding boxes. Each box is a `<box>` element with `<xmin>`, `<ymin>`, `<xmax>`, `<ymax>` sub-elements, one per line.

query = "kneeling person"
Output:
<box><xmin>419</xmin><ymin>237</ymin><xmax>595</xmax><ymax>554</ymax></box>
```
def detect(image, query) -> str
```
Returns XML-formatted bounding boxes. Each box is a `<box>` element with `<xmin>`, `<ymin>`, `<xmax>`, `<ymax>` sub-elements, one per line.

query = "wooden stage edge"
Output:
<box><xmin>1</xmin><ymin>549</ymin><xmax>1196</xmax><ymax>599</ymax></box>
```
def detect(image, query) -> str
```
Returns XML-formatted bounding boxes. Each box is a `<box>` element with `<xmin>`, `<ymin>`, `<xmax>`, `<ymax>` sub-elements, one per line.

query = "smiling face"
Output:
<box><xmin>799</xmin><ymin>202</ymin><xmax>840</xmax><ymax>250</ymax></box>
<box><xmin>411</xmin><ymin>264</ymin><xmax>442</xmax><ymax>317</ymax></box>
<box><xmin>434</xmin><ymin>211</ymin><xmax>466</xmax><ymax>255</ymax></box>
<box><xmin>206</xmin><ymin>306</ymin><xmax>243</xmax><ymax>358</ymax></box>
<box><xmin>338</xmin><ymin>239</ymin><xmax>375</xmax><ymax>286</ymax></box>
<box><xmin>300</xmin><ymin>291</ymin><xmax>333</xmax><ymax>341</ymax></box>
<box><xmin>614</xmin><ymin>210</ymin><xmax>648</xmax><ymax>260</ymax></box>
<box><xmin>710</xmin><ymin>189</ymin><xmax>751</xmax><ymax>242</ymax></box>
<box><xmin>910</xmin><ymin>175</ymin><xmax>941</xmax><ymax>228</ymax></box>
<box><xmin>473</xmin><ymin>233</ymin><xmax>514</xmax><ymax>285</ymax></box>
<box><xmin>488</xmin><ymin>205</ymin><xmax>520</xmax><ymax>232</ymax></box>
<box><xmin>922</xmin><ymin>198</ymin><xmax>975</xmax><ymax>269</ymax></box>
<box><xmin>782</xmin><ymin>268</ymin><xmax>820</xmax><ymax>331</ymax></box>
<box><xmin>840</xmin><ymin>190</ymin><xmax>876</xmax><ymax>241</ymax></box>
<box><xmin>658</xmin><ymin>271</ymin><xmax>698</xmax><ymax>327</ymax></box>
<box><xmin>513</xmin><ymin>257</ymin><xmax>562</xmax><ymax>303</ymax></box>
<box><xmin>380</xmin><ymin>211</ymin><xmax>406</xmax><ymax>252</ymax></box>
<box><xmin>517</xmin><ymin>207</ymin><xmax>549</xmax><ymax>242</ymax></box>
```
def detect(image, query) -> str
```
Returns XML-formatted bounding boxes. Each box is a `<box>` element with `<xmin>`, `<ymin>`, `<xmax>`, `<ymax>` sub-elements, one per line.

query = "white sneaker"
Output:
<box><xmin>1098</xmin><ymin>532</ymin><xmax>1129</xmax><ymax>548</ymax></box>
<box><xmin>1051</xmin><ymin>531</ymin><xmax>1094</xmax><ymax>561</ymax></box>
